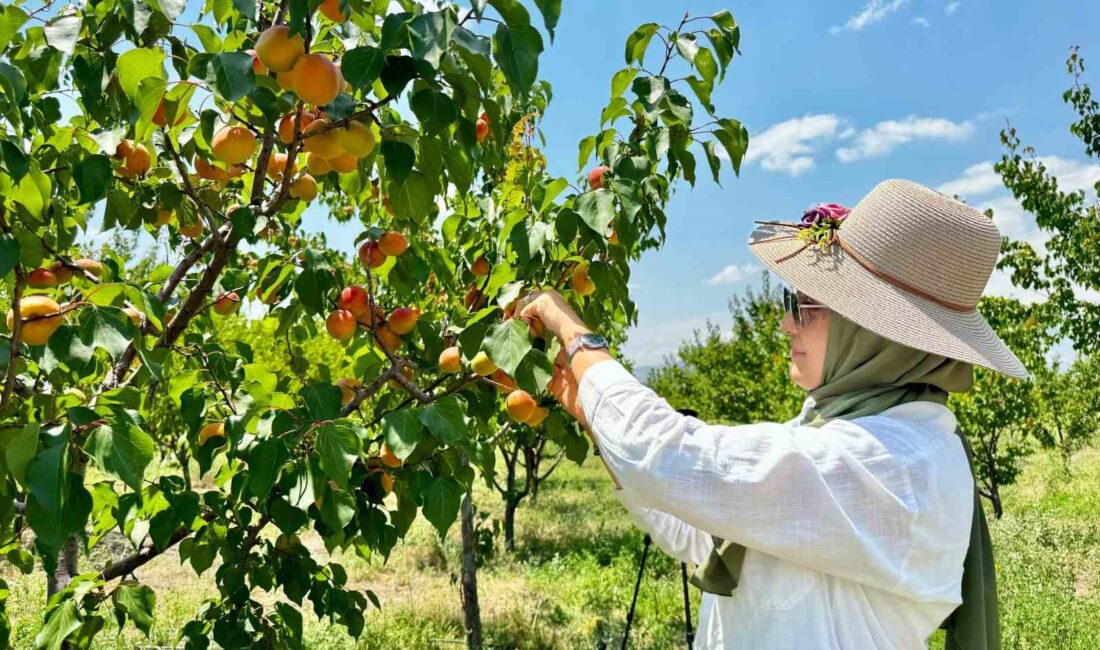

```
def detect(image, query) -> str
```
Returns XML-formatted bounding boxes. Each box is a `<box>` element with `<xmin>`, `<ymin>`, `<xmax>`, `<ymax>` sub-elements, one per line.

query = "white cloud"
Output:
<box><xmin>937</xmin><ymin>161</ymin><xmax>1003</xmax><ymax>198</ymax></box>
<box><xmin>911</xmin><ymin>16</ymin><xmax>931</xmax><ymax>28</ymax></box>
<box><xmin>830</xmin><ymin>0</ymin><xmax>909</xmax><ymax>33</ymax></box>
<box><xmin>836</xmin><ymin>116</ymin><xmax>973</xmax><ymax>162</ymax></box>
<box><xmin>945</xmin><ymin>2</ymin><xmax>960</xmax><ymax>15</ymax></box>
<box><xmin>706</xmin><ymin>263</ymin><xmax>760</xmax><ymax>286</ymax></box>
<box><xmin>743</xmin><ymin>114</ymin><xmax>843</xmax><ymax>176</ymax></box>
<box><xmin>624</xmin><ymin>311</ymin><xmax>732</xmax><ymax>368</ymax></box>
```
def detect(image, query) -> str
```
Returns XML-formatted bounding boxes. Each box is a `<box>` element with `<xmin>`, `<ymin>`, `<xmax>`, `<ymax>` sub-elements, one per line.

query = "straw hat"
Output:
<box><xmin>749</xmin><ymin>178</ymin><xmax>1028</xmax><ymax>379</ymax></box>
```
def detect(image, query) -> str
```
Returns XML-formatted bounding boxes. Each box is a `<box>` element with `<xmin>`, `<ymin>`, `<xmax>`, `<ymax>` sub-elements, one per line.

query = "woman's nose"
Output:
<box><xmin>780</xmin><ymin>312</ymin><xmax>798</xmax><ymax>336</ymax></box>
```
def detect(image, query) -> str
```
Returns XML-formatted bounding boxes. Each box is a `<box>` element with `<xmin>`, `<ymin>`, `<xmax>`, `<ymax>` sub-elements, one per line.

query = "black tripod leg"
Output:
<box><xmin>680</xmin><ymin>562</ymin><xmax>694</xmax><ymax>647</ymax></box>
<box><xmin>621</xmin><ymin>533</ymin><xmax>652</xmax><ymax>650</ymax></box>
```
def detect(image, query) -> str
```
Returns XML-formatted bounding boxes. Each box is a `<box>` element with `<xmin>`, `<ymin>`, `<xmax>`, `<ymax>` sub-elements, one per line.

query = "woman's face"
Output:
<box><xmin>781</xmin><ymin>299</ymin><xmax>831</xmax><ymax>390</ymax></box>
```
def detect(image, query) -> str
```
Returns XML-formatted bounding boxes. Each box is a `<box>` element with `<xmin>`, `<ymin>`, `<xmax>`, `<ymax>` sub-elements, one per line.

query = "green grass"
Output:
<box><xmin>5</xmin><ymin>446</ymin><xmax>1099</xmax><ymax>649</ymax></box>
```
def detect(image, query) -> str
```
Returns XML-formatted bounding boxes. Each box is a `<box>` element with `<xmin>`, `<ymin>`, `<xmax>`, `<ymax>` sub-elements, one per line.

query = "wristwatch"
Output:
<box><xmin>566</xmin><ymin>332</ymin><xmax>609</xmax><ymax>362</ymax></box>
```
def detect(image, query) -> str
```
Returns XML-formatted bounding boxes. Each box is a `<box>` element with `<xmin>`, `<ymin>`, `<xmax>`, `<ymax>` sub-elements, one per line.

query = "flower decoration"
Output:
<box><xmin>797</xmin><ymin>203</ymin><xmax>851</xmax><ymax>250</ymax></box>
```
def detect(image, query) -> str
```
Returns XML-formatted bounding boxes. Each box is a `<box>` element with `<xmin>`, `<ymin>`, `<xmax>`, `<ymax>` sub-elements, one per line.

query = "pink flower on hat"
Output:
<box><xmin>797</xmin><ymin>202</ymin><xmax>851</xmax><ymax>250</ymax></box>
<box><xmin>800</xmin><ymin>203</ymin><xmax>851</xmax><ymax>228</ymax></box>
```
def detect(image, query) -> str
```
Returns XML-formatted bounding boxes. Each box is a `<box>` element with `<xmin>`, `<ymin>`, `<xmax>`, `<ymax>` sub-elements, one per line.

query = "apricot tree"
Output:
<box><xmin>0</xmin><ymin>0</ymin><xmax>747</xmax><ymax>646</ymax></box>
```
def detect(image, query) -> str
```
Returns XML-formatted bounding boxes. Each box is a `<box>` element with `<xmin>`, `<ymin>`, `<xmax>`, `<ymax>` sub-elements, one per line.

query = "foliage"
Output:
<box><xmin>645</xmin><ymin>275</ymin><xmax>804</xmax><ymax>425</ymax></box>
<box><xmin>0</xmin><ymin>0</ymin><xmax>748</xmax><ymax>646</ymax></box>
<box><xmin>1032</xmin><ymin>354</ymin><xmax>1100</xmax><ymax>466</ymax></box>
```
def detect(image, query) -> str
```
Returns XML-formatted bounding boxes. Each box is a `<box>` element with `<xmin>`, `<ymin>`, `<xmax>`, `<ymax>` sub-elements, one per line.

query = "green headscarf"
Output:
<box><xmin>690</xmin><ymin>312</ymin><xmax>999</xmax><ymax>649</ymax></box>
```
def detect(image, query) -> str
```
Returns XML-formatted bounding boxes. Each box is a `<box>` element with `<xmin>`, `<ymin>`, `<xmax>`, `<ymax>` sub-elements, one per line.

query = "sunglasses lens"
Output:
<box><xmin>783</xmin><ymin>287</ymin><xmax>800</xmax><ymax>326</ymax></box>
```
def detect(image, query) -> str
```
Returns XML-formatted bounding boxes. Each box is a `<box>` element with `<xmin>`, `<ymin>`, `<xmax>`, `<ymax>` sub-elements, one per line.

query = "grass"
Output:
<box><xmin>5</xmin><ymin>446</ymin><xmax>1099</xmax><ymax>649</ymax></box>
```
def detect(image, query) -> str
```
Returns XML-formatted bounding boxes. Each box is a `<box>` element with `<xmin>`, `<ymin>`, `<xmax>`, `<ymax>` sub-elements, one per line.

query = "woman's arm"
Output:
<box><xmin>618</xmin><ymin>488</ymin><xmax>715</xmax><ymax>565</ymax></box>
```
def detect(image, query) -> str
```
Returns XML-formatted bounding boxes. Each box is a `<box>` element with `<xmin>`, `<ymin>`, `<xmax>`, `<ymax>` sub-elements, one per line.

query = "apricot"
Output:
<box><xmin>470</xmin><ymin>351</ymin><xmax>496</xmax><ymax>376</ymax></box>
<box><xmin>355</xmin><ymin>303</ymin><xmax>386</xmax><ymax>329</ymax></box>
<box><xmin>338</xmin><ymin>285</ymin><xmax>370</xmax><ymax>315</ymax></box>
<box><xmin>194</xmin><ymin>155</ymin><xmax>228</xmax><ymax>182</ymax></box>
<box><xmin>213</xmin><ymin>291</ymin><xmax>241</xmax><ymax>316</ymax></box>
<box><xmin>470</xmin><ymin>256</ymin><xmax>489</xmax><ymax>277</ymax></box>
<box><xmin>439</xmin><ymin>346</ymin><xmax>462</xmax><ymax>374</ymax></box>
<box><xmin>212</xmin><ymin>125</ymin><xmax>257</xmax><ymax>164</ymax></box>
<box><xmin>327</xmin><ymin>152</ymin><xmax>358</xmax><ymax>174</ymax></box>
<box><xmin>380</xmin><ymin>443</ymin><xmax>401</xmax><ymax>467</ymax></box>
<box><xmin>289</xmin><ymin>173</ymin><xmax>318</xmax><ymax>201</ymax></box>
<box><xmin>74</xmin><ymin>258</ymin><xmax>102</xmax><ymax>279</ymax></box>
<box><xmin>152</xmin><ymin>100</ymin><xmax>186</xmax><ymax>128</ymax></box>
<box><xmin>380</xmin><ymin>473</ymin><xmax>394</xmax><ymax>494</ymax></box>
<box><xmin>572</xmin><ymin>263</ymin><xmax>595</xmax><ymax>296</ymax></box>
<box><xmin>277</xmin><ymin>70</ymin><xmax>296</xmax><ymax>91</ymax></box>
<box><xmin>378</xmin><ymin>231</ymin><xmax>408</xmax><ymax>257</ymax></box>
<box><xmin>302</xmin><ymin>119</ymin><xmax>344</xmax><ymax>159</ymax></box>
<box><xmin>278</xmin><ymin>111</ymin><xmax>315</xmax><ymax>144</ymax></box>
<box><xmin>338</xmin><ymin>121</ymin><xmax>375</xmax><ymax>157</ymax></box>
<box><xmin>319</xmin><ymin>0</ymin><xmax>348</xmax><ymax>22</ymax></box>
<box><xmin>526</xmin><ymin>406</ymin><xmax>549</xmax><ymax>427</ymax></box>
<box><xmin>290</xmin><ymin>53</ymin><xmax>342</xmax><ymax>106</ymax></box>
<box><xmin>7</xmin><ymin>295</ymin><xmax>63</xmax><ymax>346</ymax></box>
<box><xmin>27</xmin><ymin>268</ymin><xmax>57</xmax><ymax>288</ymax></box>
<box><xmin>198</xmin><ymin>422</ymin><xmax>225</xmax><ymax>445</ymax></box>
<box><xmin>358</xmin><ymin>241</ymin><xmax>386</xmax><ymax>269</ymax></box>
<box><xmin>116</xmin><ymin>140</ymin><xmax>151</xmax><ymax>178</ymax></box>
<box><xmin>178</xmin><ymin>220</ymin><xmax>203</xmax><ymax>239</ymax></box>
<box><xmin>305</xmin><ymin>153</ymin><xmax>332</xmax><ymax>175</ymax></box>
<box><xmin>326</xmin><ymin>309</ymin><xmax>357</xmax><ymax>341</ymax></box>
<box><xmin>255</xmin><ymin>282</ymin><xmax>283</xmax><ymax>305</ymax></box>
<box><xmin>463</xmin><ymin>284</ymin><xmax>483</xmax><ymax>310</ymax></box>
<box><xmin>387</xmin><ymin>307</ymin><xmax>420</xmax><ymax>335</ymax></box>
<box><xmin>48</xmin><ymin>262</ymin><xmax>72</xmax><ymax>284</ymax></box>
<box><xmin>247</xmin><ymin>49</ymin><xmax>267</xmax><ymax>75</ymax></box>
<box><xmin>491</xmin><ymin>369</ymin><xmax>517</xmax><ymax>394</ymax></box>
<box><xmin>375</xmin><ymin>325</ymin><xmax>401</xmax><ymax>353</ymax></box>
<box><xmin>265</xmin><ymin>152</ymin><xmax>297</xmax><ymax>179</ymax></box>
<box><xmin>588</xmin><ymin>165</ymin><xmax>610</xmax><ymax>190</ymax></box>
<box><xmin>254</xmin><ymin>25</ymin><xmax>305</xmax><ymax>73</ymax></box>
<box><xmin>476</xmin><ymin>117</ymin><xmax>489</xmax><ymax>143</ymax></box>
<box><xmin>609</xmin><ymin>230</ymin><xmax>620</xmax><ymax>245</ymax></box>
<box><xmin>335</xmin><ymin>377</ymin><xmax>361</xmax><ymax>405</ymax></box>
<box><xmin>506</xmin><ymin>390</ymin><xmax>537</xmax><ymax>423</ymax></box>
<box><xmin>154</xmin><ymin>210</ymin><xmax>173</xmax><ymax>227</ymax></box>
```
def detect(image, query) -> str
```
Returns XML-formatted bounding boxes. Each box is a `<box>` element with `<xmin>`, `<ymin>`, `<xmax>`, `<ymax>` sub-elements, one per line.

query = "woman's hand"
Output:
<box><xmin>509</xmin><ymin>289</ymin><xmax>590</xmax><ymax>346</ymax></box>
<box><xmin>547</xmin><ymin>348</ymin><xmax>590</xmax><ymax>431</ymax></box>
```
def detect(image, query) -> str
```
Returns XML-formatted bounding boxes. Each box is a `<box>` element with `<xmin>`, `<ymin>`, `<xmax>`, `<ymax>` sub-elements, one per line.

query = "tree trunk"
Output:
<box><xmin>459</xmin><ymin>489</ymin><xmax>482</xmax><ymax>649</ymax></box>
<box><xmin>989</xmin><ymin>482</ymin><xmax>1003</xmax><ymax>519</ymax></box>
<box><xmin>47</xmin><ymin>534</ymin><xmax>80</xmax><ymax>597</ymax></box>
<box><xmin>503</xmin><ymin>497</ymin><xmax>518</xmax><ymax>552</ymax></box>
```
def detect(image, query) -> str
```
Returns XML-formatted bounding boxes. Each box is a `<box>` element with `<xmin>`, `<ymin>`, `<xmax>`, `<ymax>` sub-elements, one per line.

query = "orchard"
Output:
<box><xmin>0</xmin><ymin>0</ymin><xmax>747</xmax><ymax>646</ymax></box>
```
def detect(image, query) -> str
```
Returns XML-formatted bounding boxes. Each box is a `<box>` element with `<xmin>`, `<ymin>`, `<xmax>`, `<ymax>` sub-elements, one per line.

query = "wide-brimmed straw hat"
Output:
<box><xmin>749</xmin><ymin>178</ymin><xmax>1028</xmax><ymax>379</ymax></box>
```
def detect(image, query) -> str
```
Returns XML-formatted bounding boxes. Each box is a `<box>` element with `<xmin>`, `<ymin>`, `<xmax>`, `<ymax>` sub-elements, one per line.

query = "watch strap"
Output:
<box><xmin>567</xmin><ymin>333</ymin><xmax>609</xmax><ymax>362</ymax></box>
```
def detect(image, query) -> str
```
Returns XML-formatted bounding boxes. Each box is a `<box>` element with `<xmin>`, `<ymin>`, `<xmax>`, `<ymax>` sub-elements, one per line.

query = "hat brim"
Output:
<box><xmin>749</xmin><ymin>223</ymin><xmax>1029</xmax><ymax>379</ymax></box>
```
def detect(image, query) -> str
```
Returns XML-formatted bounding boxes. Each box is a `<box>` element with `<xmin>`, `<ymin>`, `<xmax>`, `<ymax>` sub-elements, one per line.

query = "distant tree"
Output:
<box><xmin>1033</xmin><ymin>355</ymin><xmax>1100</xmax><ymax>469</ymax></box>
<box><xmin>645</xmin><ymin>275</ymin><xmax>804</xmax><ymax>425</ymax></box>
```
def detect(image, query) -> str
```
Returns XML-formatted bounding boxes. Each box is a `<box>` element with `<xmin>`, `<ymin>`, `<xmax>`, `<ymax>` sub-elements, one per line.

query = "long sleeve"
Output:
<box><xmin>577</xmin><ymin>359</ymin><xmax>946</xmax><ymax>597</ymax></box>
<box><xmin>616</xmin><ymin>488</ymin><xmax>714</xmax><ymax>565</ymax></box>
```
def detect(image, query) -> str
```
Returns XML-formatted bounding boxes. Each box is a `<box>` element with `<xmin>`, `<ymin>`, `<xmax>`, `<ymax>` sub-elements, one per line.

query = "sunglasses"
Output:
<box><xmin>782</xmin><ymin>286</ymin><xmax>828</xmax><ymax>327</ymax></box>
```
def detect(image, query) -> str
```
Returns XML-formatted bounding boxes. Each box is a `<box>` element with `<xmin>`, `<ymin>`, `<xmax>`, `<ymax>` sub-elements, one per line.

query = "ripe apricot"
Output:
<box><xmin>291</xmin><ymin>53</ymin><xmax>342</xmax><ymax>106</ymax></box>
<box><xmin>194</xmin><ymin>155</ymin><xmax>228</xmax><ymax>182</ymax></box>
<box><xmin>358</xmin><ymin>241</ymin><xmax>386</xmax><ymax>269</ymax></box>
<box><xmin>247</xmin><ymin>49</ymin><xmax>267</xmax><ymax>75</ymax></box>
<box><xmin>305</xmin><ymin>153</ymin><xmax>333</xmax><ymax>175</ymax></box>
<box><xmin>27</xmin><ymin>268</ymin><xmax>57</xmax><ymax>288</ymax></box>
<box><xmin>380</xmin><ymin>443</ymin><xmax>401</xmax><ymax>467</ymax></box>
<box><xmin>48</xmin><ymin>262</ymin><xmax>72</xmax><ymax>284</ymax></box>
<box><xmin>326</xmin><ymin>152</ymin><xmax>357</xmax><ymax>174</ymax></box>
<box><xmin>335</xmin><ymin>377</ymin><xmax>361</xmax><ymax>405</ymax></box>
<box><xmin>355</xmin><ymin>303</ymin><xmax>386</xmax><ymax>329</ymax></box>
<box><xmin>319</xmin><ymin>0</ymin><xmax>348</xmax><ymax>22</ymax></box>
<box><xmin>254</xmin><ymin>25</ymin><xmax>305</xmax><ymax>73</ymax></box>
<box><xmin>471</xmin><ymin>256</ymin><xmax>489</xmax><ymax>277</ymax></box>
<box><xmin>154</xmin><ymin>210</ymin><xmax>173</xmax><ymax>227</ymax></box>
<box><xmin>387</xmin><ymin>307</ymin><xmax>420</xmax><ymax>335</ymax></box>
<box><xmin>123</xmin><ymin>306</ymin><xmax>144</xmax><ymax>328</ymax></box>
<box><xmin>526</xmin><ymin>406</ymin><xmax>549</xmax><ymax>427</ymax></box>
<box><xmin>178</xmin><ymin>220</ymin><xmax>203</xmax><ymax>239</ymax></box>
<box><xmin>116</xmin><ymin>140</ymin><xmax>151</xmax><ymax>178</ymax></box>
<box><xmin>198</xmin><ymin>422</ymin><xmax>225</xmax><ymax>445</ymax></box>
<box><xmin>470</xmin><ymin>351</ymin><xmax>496</xmax><ymax>376</ymax></box>
<box><xmin>74</xmin><ymin>258</ymin><xmax>102</xmax><ymax>279</ymax></box>
<box><xmin>212</xmin><ymin>125</ymin><xmax>257</xmax><ymax>164</ymax></box>
<box><xmin>302</xmin><ymin>119</ymin><xmax>344</xmax><ymax>159</ymax></box>
<box><xmin>378</xmin><ymin>231</ymin><xmax>408</xmax><ymax>257</ymax></box>
<box><xmin>463</xmin><ymin>284</ymin><xmax>483</xmax><ymax>310</ymax></box>
<box><xmin>213</xmin><ymin>291</ymin><xmax>241</xmax><ymax>316</ymax></box>
<box><xmin>375</xmin><ymin>325</ymin><xmax>401</xmax><ymax>353</ymax></box>
<box><xmin>506</xmin><ymin>390</ymin><xmax>537</xmax><ymax>423</ymax></box>
<box><xmin>7</xmin><ymin>295</ymin><xmax>63</xmax><ymax>345</ymax></box>
<box><xmin>338</xmin><ymin>121</ymin><xmax>375</xmax><ymax>157</ymax></box>
<box><xmin>491</xmin><ymin>369</ymin><xmax>517</xmax><ymax>394</ymax></box>
<box><xmin>289</xmin><ymin>173</ymin><xmax>318</xmax><ymax>201</ymax></box>
<box><xmin>326</xmin><ymin>309</ymin><xmax>357</xmax><ymax>341</ymax></box>
<box><xmin>152</xmin><ymin>100</ymin><xmax>186</xmax><ymax>128</ymax></box>
<box><xmin>572</xmin><ymin>263</ymin><xmax>595</xmax><ymax>296</ymax></box>
<box><xmin>588</xmin><ymin>165</ymin><xmax>610</xmax><ymax>190</ymax></box>
<box><xmin>338</xmin><ymin>285</ymin><xmax>370</xmax><ymax>315</ymax></box>
<box><xmin>476</xmin><ymin>114</ymin><xmax>489</xmax><ymax>143</ymax></box>
<box><xmin>265</xmin><ymin>152</ymin><xmax>297</xmax><ymax>179</ymax></box>
<box><xmin>439</xmin><ymin>346</ymin><xmax>462</xmax><ymax>374</ymax></box>
<box><xmin>278</xmin><ymin>111</ymin><xmax>315</xmax><ymax>144</ymax></box>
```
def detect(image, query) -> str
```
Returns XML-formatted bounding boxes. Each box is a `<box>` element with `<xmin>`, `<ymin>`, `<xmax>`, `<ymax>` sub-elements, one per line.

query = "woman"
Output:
<box><xmin>516</xmin><ymin>180</ymin><xmax>1022</xmax><ymax>649</ymax></box>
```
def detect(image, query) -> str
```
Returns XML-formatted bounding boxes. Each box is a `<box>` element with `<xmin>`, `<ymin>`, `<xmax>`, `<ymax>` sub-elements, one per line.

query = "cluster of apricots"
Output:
<box><xmin>357</xmin><ymin>230</ymin><xmax>408</xmax><ymax>269</ymax></box>
<box><xmin>325</xmin><ymin>274</ymin><xmax>422</xmax><ymax>354</ymax></box>
<box><xmin>6</xmin><ymin>259</ymin><xmax>106</xmax><ymax>346</ymax></box>
<box><xmin>437</xmin><ymin>345</ymin><xmax>548</xmax><ymax>427</ymax></box>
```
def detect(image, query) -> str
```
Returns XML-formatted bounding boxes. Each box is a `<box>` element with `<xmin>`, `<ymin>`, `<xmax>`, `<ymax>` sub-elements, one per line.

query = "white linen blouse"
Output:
<box><xmin>577</xmin><ymin>359</ymin><xmax>974</xmax><ymax>649</ymax></box>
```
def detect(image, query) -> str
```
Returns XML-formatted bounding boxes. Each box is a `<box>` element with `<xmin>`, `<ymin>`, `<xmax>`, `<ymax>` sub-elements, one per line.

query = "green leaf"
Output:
<box><xmin>533</xmin><ymin>0</ymin><xmax>561</xmax><ymax>42</ymax></box>
<box><xmin>380</xmin><ymin>55</ymin><xmax>419</xmax><ymax>97</ymax></box>
<box><xmin>13</xmin><ymin>168</ymin><xmax>51</xmax><ymax>218</ymax></box>
<box><xmin>2</xmin><ymin>424</ymin><xmax>36</xmax><ymax>487</ymax></box>
<box><xmin>703</xmin><ymin>141</ymin><xmax>722</xmax><ymax>184</ymax></box>
<box><xmin>43</xmin><ymin>11</ymin><xmax>82</xmax><ymax>56</ymax></box>
<box><xmin>695</xmin><ymin>47</ymin><xmax>718</xmax><ymax>83</ymax></box>
<box><xmin>382</xmin><ymin>409</ymin><xmax>424</xmax><ymax>461</ymax></box>
<box><xmin>0</xmin><ymin>6</ymin><xmax>29</xmax><ymax>52</ymax></box>
<box><xmin>575</xmin><ymin>188</ymin><xmax>615</xmax><ymax>235</ymax></box>
<box><xmin>610</xmin><ymin>68</ymin><xmax>639</xmax><ymax>100</ymax></box>
<box><xmin>300</xmin><ymin>383</ymin><xmax>342</xmax><ymax>421</ymax></box>
<box><xmin>714</xmin><ymin>118</ymin><xmax>749</xmax><ymax>176</ymax></box>
<box><xmin>0</xmin><ymin>233</ymin><xmax>20</xmax><ymax>278</ymax></box>
<box><xmin>710</xmin><ymin>9</ymin><xmax>738</xmax><ymax>33</ymax></box>
<box><xmin>380</xmin><ymin>11</ymin><xmax>412</xmax><ymax>51</ymax></box>
<box><xmin>155</xmin><ymin>0</ymin><xmax>187</xmax><ymax>20</ymax></box>
<box><xmin>112</xmin><ymin>583</ymin><xmax>155</xmax><ymax>635</ymax></box>
<box><xmin>487</xmin><ymin>0</ymin><xmax>530</xmax><ymax>27</ymax></box>
<box><xmin>380</xmin><ymin>139</ymin><xmax>415</xmax><ymax>182</ymax></box>
<box><xmin>247</xmin><ymin>438</ymin><xmax>287</xmax><ymax>498</ymax></box>
<box><xmin>675</xmin><ymin>33</ymin><xmax>698</xmax><ymax>62</ymax></box>
<box><xmin>26</xmin><ymin>438</ymin><xmax>91</xmax><ymax>559</ymax></box>
<box><xmin>72</xmin><ymin>155</ymin><xmax>112</xmax><ymax>205</ymax></box>
<box><xmin>410</xmin><ymin>88</ymin><xmax>457</xmax><ymax>137</ymax></box>
<box><xmin>36</xmin><ymin>601</ymin><xmax>81</xmax><ymax>650</ymax></box>
<box><xmin>84</xmin><ymin>422</ymin><xmax>154</xmax><ymax>493</ymax></box>
<box><xmin>483</xmin><ymin>319</ymin><xmax>533</xmax><ymax>376</ymax></box>
<box><xmin>704</xmin><ymin>28</ymin><xmax>734</xmax><ymax>78</ymax></box>
<box><xmin>1</xmin><ymin>139</ymin><xmax>29</xmax><ymax>182</ymax></box>
<box><xmin>203</xmin><ymin>52</ymin><xmax>256</xmax><ymax>102</ymax></box>
<box><xmin>117</xmin><ymin>48</ymin><xmax>166</xmax><ymax>99</ymax></box>
<box><xmin>316</xmin><ymin>422</ymin><xmax>360</xmax><ymax>489</ymax></box>
<box><xmin>685</xmin><ymin>75</ymin><xmax>715</xmax><ymax>115</ymax></box>
<box><xmin>342</xmin><ymin>46</ymin><xmax>385</xmax><ymax>89</ymax></box>
<box><xmin>421</xmin><ymin>476</ymin><xmax>464</xmax><ymax>536</ymax></box>
<box><xmin>624</xmin><ymin>23</ymin><xmax>658</xmax><ymax>65</ymax></box>
<box><xmin>632</xmin><ymin>75</ymin><xmax>668</xmax><ymax>107</ymax></box>
<box><xmin>420</xmin><ymin>396</ymin><xmax>468</xmax><ymax>445</ymax></box>
<box><xmin>514</xmin><ymin>349</ymin><xmax>553</xmax><ymax>395</ymax></box>
<box><xmin>388</xmin><ymin>171</ymin><xmax>434</xmax><ymax>222</ymax></box>
<box><xmin>576</xmin><ymin>135</ymin><xmax>595</xmax><ymax>172</ymax></box>
<box><xmin>535</xmin><ymin>177</ymin><xmax>568</xmax><ymax>214</ymax></box>
<box><xmin>492</xmin><ymin>24</ymin><xmax>543</xmax><ymax>95</ymax></box>
<box><xmin>408</xmin><ymin>10</ymin><xmax>456</xmax><ymax>66</ymax></box>
<box><xmin>80</xmin><ymin>306</ymin><xmax>132</xmax><ymax>360</ymax></box>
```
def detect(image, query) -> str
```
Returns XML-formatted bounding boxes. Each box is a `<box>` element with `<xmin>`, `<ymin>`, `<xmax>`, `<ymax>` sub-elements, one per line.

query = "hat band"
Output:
<box><xmin>750</xmin><ymin>225</ymin><xmax>976</xmax><ymax>313</ymax></box>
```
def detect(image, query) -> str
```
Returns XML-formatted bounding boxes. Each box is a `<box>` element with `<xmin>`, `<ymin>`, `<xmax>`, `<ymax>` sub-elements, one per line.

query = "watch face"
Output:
<box><xmin>580</xmin><ymin>333</ymin><xmax>608</xmax><ymax>348</ymax></box>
